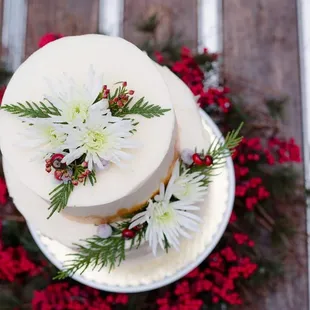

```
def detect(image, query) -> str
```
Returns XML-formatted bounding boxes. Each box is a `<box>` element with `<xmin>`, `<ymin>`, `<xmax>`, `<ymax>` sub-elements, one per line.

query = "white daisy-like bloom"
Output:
<box><xmin>44</xmin><ymin>66</ymin><xmax>108</xmax><ymax>124</ymax></box>
<box><xmin>21</xmin><ymin>117</ymin><xmax>67</xmax><ymax>157</ymax></box>
<box><xmin>62</xmin><ymin>109</ymin><xmax>137</xmax><ymax>170</ymax></box>
<box><xmin>170</xmin><ymin>160</ymin><xmax>208</xmax><ymax>203</ymax></box>
<box><xmin>129</xmin><ymin>160</ymin><xmax>205</xmax><ymax>255</ymax></box>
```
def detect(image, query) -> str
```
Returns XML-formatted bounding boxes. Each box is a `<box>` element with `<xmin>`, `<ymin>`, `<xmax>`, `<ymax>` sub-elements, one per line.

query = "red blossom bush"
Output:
<box><xmin>0</xmin><ymin>86</ymin><xmax>6</xmax><ymax>105</ymax></box>
<box><xmin>171</xmin><ymin>47</ymin><xmax>205</xmax><ymax>96</ymax></box>
<box><xmin>0</xmin><ymin>177</ymin><xmax>7</xmax><ymax>205</ymax></box>
<box><xmin>32</xmin><ymin>283</ymin><xmax>128</xmax><ymax>310</ymax></box>
<box><xmin>38</xmin><ymin>33</ymin><xmax>63</xmax><ymax>48</ymax></box>
<box><xmin>0</xmin><ymin>245</ymin><xmax>41</xmax><ymax>281</ymax></box>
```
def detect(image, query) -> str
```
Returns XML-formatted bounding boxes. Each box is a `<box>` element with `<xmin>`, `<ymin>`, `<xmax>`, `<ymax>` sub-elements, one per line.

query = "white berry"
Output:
<box><xmin>181</xmin><ymin>148</ymin><xmax>194</xmax><ymax>165</ymax></box>
<box><xmin>97</xmin><ymin>224</ymin><xmax>112</xmax><ymax>238</ymax></box>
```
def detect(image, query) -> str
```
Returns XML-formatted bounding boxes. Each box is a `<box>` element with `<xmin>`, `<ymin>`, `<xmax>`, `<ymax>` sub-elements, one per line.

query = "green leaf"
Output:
<box><xmin>113</xmin><ymin>97</ymin><xmax>170</xmax><ymax>119</ymax></box>
<box><xmin>1</xmin><ymin>101</ymin><xmax>61</xmax><ymax>118</ymax></box>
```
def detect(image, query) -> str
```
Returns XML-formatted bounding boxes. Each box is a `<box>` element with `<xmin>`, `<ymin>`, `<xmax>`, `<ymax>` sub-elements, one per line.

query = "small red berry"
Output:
<box><xmin>78</xmin><ymin>177</ymin><xmax>84</xmax><ymax>183</ymax></box>
<box><xmin>72</xmin><ymin>180</ymin><xmax>79</xmax><ymax>186</ymax></box>
<box><xmin>45</xmin><ymin>159</ymin><xmax>52</xmax><ymax>165</ymax></box>
<box><xmin>122</xmin><ymin>228</ymin><xmax>135</xmax><ymax>239</ymax></box>
<box><xmin>45</xmin><ymin>166</ymin><xmax>52</xmax><ymax>173</ymax></box>
<box><xmin>205</xmin><ymin>155</ymin><xmax>213</xmax><ymax>166</ymax></box>
<box><xmin>85</xmin><ymin>169</ymin><xmax>91</xmax><ymax>176</ymax></box>
<box><xmin>122</xmin><ymin>81</ymin><xmax>127</xmax><ymax>87</ymax></box>
<box><xmin>192</xmin><ymin>153</ymin><xmax>204</xmax><ymax>165</ymax></box>
<box><xmin>81</xmin><ymin>161</ymin><xmax>88</xmax><ymax>168</ymax></box>
<box><xmin>102</xmin><ymin>85</ymin><xmax>107</xmax><ymax>91</ymax></box>
<box><xmin>54</xmin><ymin>170</ymin><xmax>63</xmax><ymax>181</ymax></box>
<box><xmin>50</xmin><ymin>153</ymin><xmax>66</xmax><ymax>169</ymax></box>
<box><xmin>128</xmin><ymin>90</ymin><xmax>134</xmax><ymax>95</ymax></box>
<box><xmin>132</xmin><ymin>224</ymin><xmax>143</xmax><ymax>231</ymax></box>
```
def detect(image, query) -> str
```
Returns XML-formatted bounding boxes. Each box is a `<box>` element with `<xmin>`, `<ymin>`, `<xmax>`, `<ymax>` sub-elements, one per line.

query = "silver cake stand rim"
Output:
<box><xmin>28</xmin><ymin>109</ymin><xmax>235</xmax><ymax>293</ymax></box>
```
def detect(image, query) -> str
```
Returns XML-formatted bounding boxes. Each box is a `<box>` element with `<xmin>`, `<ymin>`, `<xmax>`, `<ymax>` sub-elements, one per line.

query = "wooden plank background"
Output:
<box><xmin>0</xmin><ymin>0</ymin><xmax>308</xmax><ymax>309</ymax></box>
<box><xmin>222</xmin><ymin>1</ymin><xmax>308</xmax><ymax>309</ymax></box>
<box><xmin>25</xmin><ymin>0</ymin><xmax>99</xmax><ymax>57</ymax></box>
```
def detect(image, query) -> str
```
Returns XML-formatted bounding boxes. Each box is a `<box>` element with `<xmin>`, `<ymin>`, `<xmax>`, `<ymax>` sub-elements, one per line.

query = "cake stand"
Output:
<box><xmin>27</xmin><ymin>110</ymin><xmax>235</xmax><ymax>293</ymax></box>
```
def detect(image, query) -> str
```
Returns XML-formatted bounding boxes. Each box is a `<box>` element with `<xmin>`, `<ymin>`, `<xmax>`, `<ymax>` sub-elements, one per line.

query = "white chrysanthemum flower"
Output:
<box><xmin>62</xmin><ymin>109</ymin><xmax>137</xmax><ymax>170</ymax></box>
<box><xmin>22</xmin><ymin>118</ymin><xmax>67</xmax><ymax>157</ymax></box>
<box><xmin>129</xmin><ymin>185</ymin><xmax>202</xmax><ymax>255</ymax></box>
<box><xmin>170</xmin><ymin>160</ymin><xmax>208</xmax><ymax>203</ymax></box>
<box><xmin>44</xmin><ymin>66</ymin><xmax>108</xmax><ymax>123</ymax></box>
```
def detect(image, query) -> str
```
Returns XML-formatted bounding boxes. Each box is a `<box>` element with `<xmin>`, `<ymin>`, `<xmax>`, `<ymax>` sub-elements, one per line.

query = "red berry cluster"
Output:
<box><xmin>121</xmin><ymin>225</ymin><xmax>142</xmax><ymax>239</ymax></box>
<box><xmin>108</xmin><ymin>81</ymin><xmax>135</xmax><ymax>108</ymax></box>
<box><xmin>192</xmin><ymin>153</ymin><xmax>213</xmax><ymax>166</ymax></box>
<box><xmin>101</xmin><ymin>85</ymin><xmax>110</xmax><ymax>99</ymax></box>
<box><xmin>45</xmin><ymin>154</ymin><xmax>90</xmax><ymax>186</ymax></box>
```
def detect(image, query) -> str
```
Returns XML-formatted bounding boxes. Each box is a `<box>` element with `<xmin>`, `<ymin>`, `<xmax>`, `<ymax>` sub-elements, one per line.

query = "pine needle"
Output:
<box><xmin>186</xmin><ymin>123</ymin><xmax>243</xmax><ymax>186</ymax></box>
<box><xmin>113</xmin><ymin>97</ymin><xmax>171</xmax><ymax>119</ymax></box>
<box><xmin>54</xmin><ymin>223</ymin><xmax>147</xmax><ymax>279</ymax></box>
<box><xmin>1</xmin><ymin>101</ymin><xmax>61</xmax><ymax>118</ymax></box>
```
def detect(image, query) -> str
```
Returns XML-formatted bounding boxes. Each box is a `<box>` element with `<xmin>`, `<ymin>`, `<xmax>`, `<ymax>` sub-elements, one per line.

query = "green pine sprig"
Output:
<box><xmin>1</xmin><ymin>101</ymin><xmax>61</xmax><ymax>118</ymax></box>
<box><xmin>48</xmin><ymin>165</ymin><xmax>97</xmax><ymax>219</ymax></box>
<box><xmin>187</xmin><ymin>123</ymin><xmax>243</xmax><ymax>186</ymax></box>
<box><xmin>47</xmin><ymin>182</ymin><xmax>74</xmax><ymax>219</ymax></box>
<box><xmin>54</xmin><ymin>222</ymin><xmax>147</xmax><ymax>279</ymax></box>
<box><xmin>113</xmin><ymin>97</ymin><xmax>170</xmax><ymax>118</ymax></box>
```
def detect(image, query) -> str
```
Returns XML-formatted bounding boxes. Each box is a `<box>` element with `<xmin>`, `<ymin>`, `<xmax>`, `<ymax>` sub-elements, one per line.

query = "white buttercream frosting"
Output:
<box><xmin>1</xmin><ymin>34</ymin><xmax>214</xmax><ymax>249</ymax></box>
<box><xmin>0</xmin><ymin>34</ymin><xmax>176</xmax><ymax>211</ymax></box>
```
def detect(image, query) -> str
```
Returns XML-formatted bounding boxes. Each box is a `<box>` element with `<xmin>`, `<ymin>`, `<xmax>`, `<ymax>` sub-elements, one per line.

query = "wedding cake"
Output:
<box><xmin>0</xmin><ymin>34</ymin><xmax>240</xmax><ymax>282</ymax></box>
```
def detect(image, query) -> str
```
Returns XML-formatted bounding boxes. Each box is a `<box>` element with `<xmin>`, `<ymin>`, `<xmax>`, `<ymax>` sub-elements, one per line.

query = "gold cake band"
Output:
<box><xmin>62</xmin><ymin>151</ymin><xmax>179</xmax><ymax>225</ymax></box>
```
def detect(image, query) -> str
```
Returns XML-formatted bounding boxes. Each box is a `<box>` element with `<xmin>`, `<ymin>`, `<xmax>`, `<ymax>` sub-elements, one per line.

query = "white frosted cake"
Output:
<box><xmin>0</xmin><ymin>35</ymin><xmax>240</xmax><ymax>282</ymax></box>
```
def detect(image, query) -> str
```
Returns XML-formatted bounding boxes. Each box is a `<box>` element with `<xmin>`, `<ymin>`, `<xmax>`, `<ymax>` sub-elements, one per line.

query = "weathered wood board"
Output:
<box><xmin>222</xmin><ymin>0</ymin><xmax>308</xmax><ymax>309</ymax></box>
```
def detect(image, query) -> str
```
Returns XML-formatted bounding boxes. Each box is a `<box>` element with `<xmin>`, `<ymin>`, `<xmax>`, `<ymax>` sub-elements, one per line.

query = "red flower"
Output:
<box><xmin>154</xmin><ymin>51</ymin><xmax>164</xmax><ymax>64</ymax></box>
<box><xmin>233</xmin><ymin>233</ymin><xmax>249</xmax><ymax>245</ymax></box>
<box><xmin>0</xmin><ymin>86</ymin><xmax>6</xmax><ymax>105</ymax></box>
<box><xmin>229</xmin><ymin>211</ymin><xmax>237</xmax><ymax>223</ymax></box>
<box><xmin>0</xmin><ymin>245</ymin><xmax>41</xmax><ymax>282</ymax></box>
<box><xmin>198</xmin><ymin>87</ymin><xmax>231</xmax><ymax>113</ymax></box>
<box><xmin>0</xmin><ymin>177</ymin><xmax>7</xmax><ymax>205</ymax></box>
<box><xmin>32</xmin><ymin>283</ymin><xmax>115</xmax><ymax>310</ymax></box>
<box><xmin>38</xmin><ymin>33</ymin><xmax>63</xmax><ymax>48</ymax></box>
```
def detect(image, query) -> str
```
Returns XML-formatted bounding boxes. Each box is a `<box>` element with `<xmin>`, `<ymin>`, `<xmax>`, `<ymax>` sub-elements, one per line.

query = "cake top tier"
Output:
<box><xmin>0</xmin><ymin>34</ymin><xmax>175</xmax><ymax>207</ymax></box>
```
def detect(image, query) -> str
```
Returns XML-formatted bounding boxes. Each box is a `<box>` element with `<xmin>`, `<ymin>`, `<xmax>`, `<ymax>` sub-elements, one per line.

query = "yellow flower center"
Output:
<box><xmin>85</xmin><ymin>129</ymin><xmax>107</xmax><ymax>152</ymax></box>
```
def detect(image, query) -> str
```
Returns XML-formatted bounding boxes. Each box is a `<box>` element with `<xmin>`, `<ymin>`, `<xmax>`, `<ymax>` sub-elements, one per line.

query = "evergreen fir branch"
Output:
<box><xmin>1</xmin><ymin>101</ymin><xmax>61</xmax><ymax>118</ymax></box>
<box><xmin>47</xmin><ymin>182</ymin><xmax>74</xmax><ymax>219</ymax></box>
<box><xmin>54</xmin><ymin>222</ymin><xmax>146</xmax><ymax>279</ymax></box>
<box><xmin>113</xmin><ymin>97</ymin><xmax>170</xmax><ymax>119</ymax></box>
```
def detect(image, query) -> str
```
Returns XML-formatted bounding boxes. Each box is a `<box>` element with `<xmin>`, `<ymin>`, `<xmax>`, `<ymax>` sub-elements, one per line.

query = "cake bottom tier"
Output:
<box><xmin>5</xmin><ymin>111</ymin><xmax>234</xmax><ymax>289</ymax></box>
